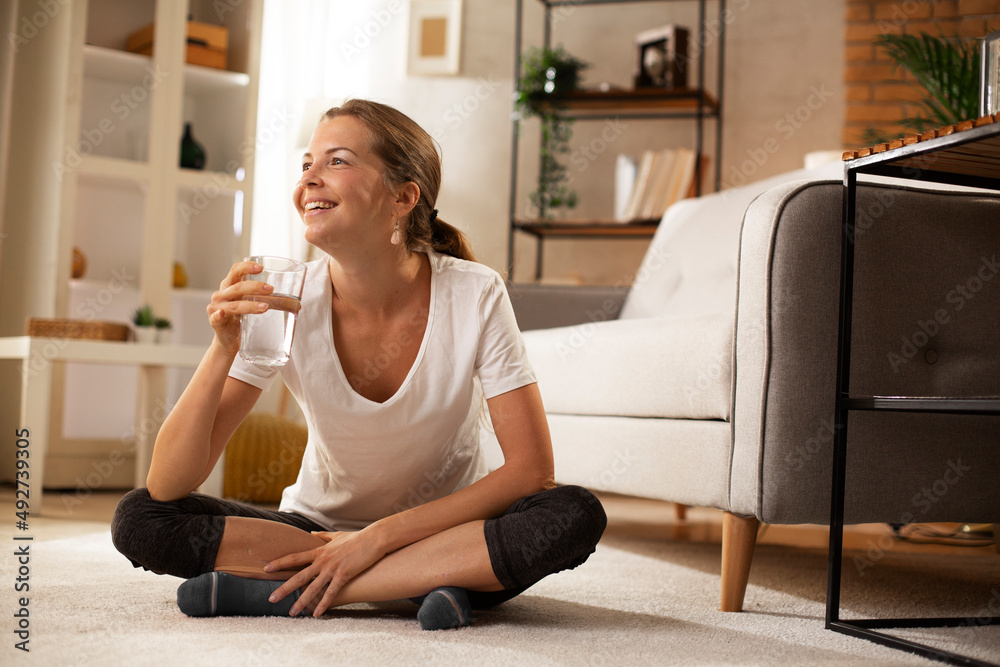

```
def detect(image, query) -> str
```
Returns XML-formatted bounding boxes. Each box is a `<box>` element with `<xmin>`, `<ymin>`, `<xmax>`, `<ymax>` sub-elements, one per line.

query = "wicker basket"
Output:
<box><xmin>25</xmin><ymin>317</ymin><xmax>130</xmax><ymax>341</ymax></box>
<box><xmin>223</xmin><ymin>412</ymin><xmax>307</xmax><ymax>504</ymax></box>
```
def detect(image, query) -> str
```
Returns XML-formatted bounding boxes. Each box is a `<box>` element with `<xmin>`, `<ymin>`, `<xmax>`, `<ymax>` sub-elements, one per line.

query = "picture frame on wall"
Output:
<box><xmin>981</xmin><ymin>29</ymin><xmax>1000</xmax><ymax>116</ymax></box>
<box><xmin>408</xmin><ymin>0</ymin><xmax>463</xmax><ymax>76</ymax></box>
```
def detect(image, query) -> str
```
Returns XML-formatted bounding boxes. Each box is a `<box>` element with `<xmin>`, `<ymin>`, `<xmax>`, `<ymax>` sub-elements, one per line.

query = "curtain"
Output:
<box><xmin>251</xmin><ymin>0</ymin><xmax>379</xmax><ymax>261</ymax></box>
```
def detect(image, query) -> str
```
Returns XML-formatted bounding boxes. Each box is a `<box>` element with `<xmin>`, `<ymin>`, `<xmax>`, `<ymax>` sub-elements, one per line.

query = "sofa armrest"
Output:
<box><xmin>732</xmin><ymin>179</ymin><xmax>1000</xmax><ymax>525</ymax></box>
<box><xmin>506</xmin><ymin>283</ymin><xmax>628</xmax><ymax>331</ymax></box>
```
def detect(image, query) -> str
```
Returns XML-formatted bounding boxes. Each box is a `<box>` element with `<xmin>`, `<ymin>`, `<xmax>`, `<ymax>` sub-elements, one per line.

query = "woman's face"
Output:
<box><xmin>294</xmin><ymin>115</ymin><xmax>397</xmax><ymax>251</ymax></box>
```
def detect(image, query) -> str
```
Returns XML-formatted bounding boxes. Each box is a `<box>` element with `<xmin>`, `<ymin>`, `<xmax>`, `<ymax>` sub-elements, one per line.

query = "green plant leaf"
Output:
<box><xmin>876</xmin><ymin>32</ymin><xmax>980</xmax><ymax>132</ymax></box>
<box><xmin>131</xmin><ymin>304</ymin><xmax>154</xmax><ymax>327</ymax></box>
<box><xmin>517</xmin><ymin>45</ymin><xmax>589</xmax><ymax>217</ymax></box>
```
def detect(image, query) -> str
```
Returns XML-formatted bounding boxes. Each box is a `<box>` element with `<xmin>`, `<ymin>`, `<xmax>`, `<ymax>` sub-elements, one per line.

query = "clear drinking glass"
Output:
<box><xmin>239</xmin><ymin>256</ymin><xmax>306</xmax><ymax>367</ymax></box>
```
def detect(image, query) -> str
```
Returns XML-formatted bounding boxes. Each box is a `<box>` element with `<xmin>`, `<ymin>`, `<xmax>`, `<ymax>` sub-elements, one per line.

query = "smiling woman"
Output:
<box><xmin>311</xmin><ymin>100</ymin><xmax>476</xmax><ymax>262</ymax></box>
<box><xmin>109</xmin><ymin>99</ymin><xmax>607</xmax><ymax>631</ymax></box>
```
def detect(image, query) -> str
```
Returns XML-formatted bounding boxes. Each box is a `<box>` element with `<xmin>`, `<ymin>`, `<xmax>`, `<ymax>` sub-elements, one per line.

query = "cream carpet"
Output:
<box><xmin>9</xmin><ymin>529</ymin><xmax>1000</xmax><ymax>666</ymax></box>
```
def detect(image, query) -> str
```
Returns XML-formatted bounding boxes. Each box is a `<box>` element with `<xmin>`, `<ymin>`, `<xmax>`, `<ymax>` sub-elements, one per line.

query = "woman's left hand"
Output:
<box><xmin>264</xmin><ymin>529</ymin><xmax>383</xmax><ymax>617</ymax></box>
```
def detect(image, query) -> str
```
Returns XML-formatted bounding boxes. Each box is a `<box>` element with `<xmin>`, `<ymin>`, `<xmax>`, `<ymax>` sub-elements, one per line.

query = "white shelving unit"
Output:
<box><xmin>0</xmin><ymin>0</ymin><xmax>262</xmax><ymax>490</ymax></box>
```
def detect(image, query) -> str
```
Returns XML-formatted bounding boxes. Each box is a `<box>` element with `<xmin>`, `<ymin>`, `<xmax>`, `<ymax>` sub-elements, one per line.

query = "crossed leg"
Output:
<box><xmin>112</xmin><ymin>485</ymin><xmax>606</xmax><ymax>623</ymax></box>
<box><xmin>213</xmin><ymin>516</ymin><xmax>503</xmax><ymax>610</ymax></box>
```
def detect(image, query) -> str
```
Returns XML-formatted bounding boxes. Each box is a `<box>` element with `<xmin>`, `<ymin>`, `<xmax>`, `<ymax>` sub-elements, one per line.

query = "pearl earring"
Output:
<box><xmin>390</xmin><ymin>220</ymin><xmax>401</xmax><ymax>245</ymax></box>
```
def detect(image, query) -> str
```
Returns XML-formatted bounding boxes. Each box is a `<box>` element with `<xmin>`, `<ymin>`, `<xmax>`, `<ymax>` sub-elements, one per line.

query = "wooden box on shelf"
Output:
<box><xmin>126</xmin><ymin>20</ymin><xmax>229</xmax><ymax>70</ymax></box>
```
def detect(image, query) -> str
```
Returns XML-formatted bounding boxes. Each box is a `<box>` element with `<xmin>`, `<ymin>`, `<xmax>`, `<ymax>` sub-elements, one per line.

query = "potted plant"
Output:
<box><xmin>131</xmin><ymin>305</ymin><xmax>156</xmax><ymax>343</ymax></box>
<box><xmin>154</xmin><ymin>316</ymin><xmax>173</xmax><ymax>344</ymax></box>
<box><xmin>515</xmin><ymin>45</ymin><xmax>590</xmax><ymax>219</ymax></box>
<box><xmin>865</xmin><ymin>31</ymin><xmax>980</xmax><ymax>143</ymax></box>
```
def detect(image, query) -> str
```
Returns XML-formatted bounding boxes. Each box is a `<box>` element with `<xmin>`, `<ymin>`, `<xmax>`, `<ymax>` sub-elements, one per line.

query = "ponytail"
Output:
<box><xmin>409</xmin><ymin>207</ymin><xmax>476</xmax><ymax>262</ymax></box>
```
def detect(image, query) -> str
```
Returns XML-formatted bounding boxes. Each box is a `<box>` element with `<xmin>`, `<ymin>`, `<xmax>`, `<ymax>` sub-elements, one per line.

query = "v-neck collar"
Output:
<box><xmin>323</xmin><ymin>252</ymin><xmax>437</xmax><ymax>407</ymax></box>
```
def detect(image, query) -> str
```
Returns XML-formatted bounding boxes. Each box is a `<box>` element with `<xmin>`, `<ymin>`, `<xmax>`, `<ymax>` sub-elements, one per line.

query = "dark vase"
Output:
<box><xmin>180</xmin><ymin>123</ymin><xmax>206</xmax><ymax>170</ymax></box>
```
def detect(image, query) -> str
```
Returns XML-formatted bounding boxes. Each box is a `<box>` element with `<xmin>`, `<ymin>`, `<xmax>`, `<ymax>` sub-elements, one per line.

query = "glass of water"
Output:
<box><xmin>239</xmin><ymin>256</ymin><xmax>306</xmax><ymax>367</ymax></box>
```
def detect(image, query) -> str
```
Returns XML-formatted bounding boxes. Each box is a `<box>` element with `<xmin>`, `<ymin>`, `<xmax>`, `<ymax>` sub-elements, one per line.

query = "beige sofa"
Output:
<box><xmin>503</xmin><ymin>163</ymin><xmax>1000</xmax><ymax>611</ymax></box>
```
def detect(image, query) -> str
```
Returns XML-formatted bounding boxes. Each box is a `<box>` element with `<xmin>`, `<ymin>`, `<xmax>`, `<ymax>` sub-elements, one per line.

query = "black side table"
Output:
<box><xmin>830</xmin><ymin>120</ymin><xmax>1000</xmax><ymax>667</ymax></box>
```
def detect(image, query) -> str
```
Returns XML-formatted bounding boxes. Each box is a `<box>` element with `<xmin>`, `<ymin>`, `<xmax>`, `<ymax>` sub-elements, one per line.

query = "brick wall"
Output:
<box><xmin>844</xmin><ymin>0</ymin><xmax>1000</xmax><ymax>147</ymax></box>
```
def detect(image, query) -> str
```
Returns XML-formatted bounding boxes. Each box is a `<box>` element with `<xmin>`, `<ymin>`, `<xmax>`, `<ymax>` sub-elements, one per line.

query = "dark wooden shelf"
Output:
<box><xmin>537</xmin><ymin>88</ymin><xmax>719</xmax><ymax>119</ymax></box>
<box><xmin>541</xmin><ymin>0</ymin><xmax>706</xmax><ymax>7</ymax></box>
<box><xmin>513</xmin><ymin>218</ymin><xmax>660</xmax><ymax>238</ymax></box>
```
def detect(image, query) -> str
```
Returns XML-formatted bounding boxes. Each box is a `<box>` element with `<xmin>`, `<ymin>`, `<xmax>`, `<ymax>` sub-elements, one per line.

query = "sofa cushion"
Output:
<box><xmin>620</xmin><ymin>162</ymin><xmax>843</xmax><ymax>321</ymax></box>
<box><xmin>546</xmin><ymin>414</ymin><xmax>733</xmax><ymax>508</ymax></box>
<box><xmin>523</xmin><ymin>312</ymin><xmax>733</xmax><ymax>420</ymax></box>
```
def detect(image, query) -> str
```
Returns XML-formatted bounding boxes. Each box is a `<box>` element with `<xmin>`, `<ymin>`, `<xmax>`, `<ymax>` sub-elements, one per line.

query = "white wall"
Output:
<box><xmin>257</xmin><ymin>0</ymin><xmax>845</xmax><ymax>284</ymax></box>
<box><xmin>362</xmin><ymin>0</ymin><xmax>515</xmax><ymax>272</ymax></box>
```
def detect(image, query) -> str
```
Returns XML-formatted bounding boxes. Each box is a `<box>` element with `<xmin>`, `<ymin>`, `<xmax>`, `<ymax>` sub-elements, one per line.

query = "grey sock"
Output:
<box><xmin>417</xmin><ymin>587</ymin><xmax>473</xmax><ymax>630</ymax></box>
<box><xmin>177</xmin><ymin>572</ymin><xmax>302</xmax><ymax>617</ymax></box>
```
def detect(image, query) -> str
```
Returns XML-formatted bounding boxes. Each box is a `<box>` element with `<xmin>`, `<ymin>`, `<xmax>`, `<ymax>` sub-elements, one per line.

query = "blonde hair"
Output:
<box><xmin>321</xmin><ymin>100</ymin><xmax>476</xmax><ymax>262</ymax></box>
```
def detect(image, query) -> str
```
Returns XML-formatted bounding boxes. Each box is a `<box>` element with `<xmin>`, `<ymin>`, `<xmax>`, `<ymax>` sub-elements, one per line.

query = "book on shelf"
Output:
<box><xmin>613</xmin><ymin>153</ymin><xmax>637</xmax><ymax>220</ymax></box>
<box><xmin>615</xmin><ymin>148</ymin><xmax>703</xmax><ymax>223</ymax></box>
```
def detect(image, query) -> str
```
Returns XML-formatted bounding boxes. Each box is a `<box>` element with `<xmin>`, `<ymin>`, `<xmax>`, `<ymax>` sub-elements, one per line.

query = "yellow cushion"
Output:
<box><xmin>223</xmin><ymin>413</ymin><xmax>307</xmax><ymax>504</ymax></box>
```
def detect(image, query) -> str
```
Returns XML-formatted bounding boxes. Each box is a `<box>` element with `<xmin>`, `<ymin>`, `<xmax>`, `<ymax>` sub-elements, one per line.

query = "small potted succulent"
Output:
<box><xmin>131</xmin><ymin>305</ymin><xmax>156</xmax><ymax>343</ymax></box>
<box><xmin>154</xmin><ymin>316</ymin><xmax>173</xmax><ymax>344</ymax></box>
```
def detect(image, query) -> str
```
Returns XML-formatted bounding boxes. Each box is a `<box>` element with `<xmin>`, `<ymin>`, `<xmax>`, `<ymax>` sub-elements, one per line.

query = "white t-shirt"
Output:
<box><xmin>228</xmin><ymin>251</ymin><xmax>536</xmax><ymax>531</ymax></box>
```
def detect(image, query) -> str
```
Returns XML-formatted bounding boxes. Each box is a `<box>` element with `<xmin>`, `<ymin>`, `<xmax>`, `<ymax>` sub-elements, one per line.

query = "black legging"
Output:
<box><xmin>111</xmin><ymin>484</ymin><xmax>606</xmax><ymax>609</ymax></box>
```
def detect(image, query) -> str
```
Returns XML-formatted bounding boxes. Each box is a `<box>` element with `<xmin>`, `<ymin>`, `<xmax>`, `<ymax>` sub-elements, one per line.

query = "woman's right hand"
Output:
<box><xmin>207</xmin><ymin>260</ymin><xmax>274</xmax><ymax>355</ymax></box>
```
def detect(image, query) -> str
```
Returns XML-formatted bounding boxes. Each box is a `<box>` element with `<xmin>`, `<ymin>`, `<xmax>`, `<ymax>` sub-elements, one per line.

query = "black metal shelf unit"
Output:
<box><xmin>830</xmin><ymin>122</ymin><xmax>1000</xmax><ymax>667</ymax></box>
<box><xmin>507</xmin><ymin>0</ymin><xmax>726</xmax><ymax>280</ymax></box>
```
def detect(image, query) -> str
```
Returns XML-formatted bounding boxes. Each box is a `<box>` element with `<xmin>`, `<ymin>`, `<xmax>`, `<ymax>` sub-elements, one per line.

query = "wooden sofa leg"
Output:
<box><xmin>720</xmin><ymin>511</ymin><xmax>760</xmax><ymax>612</ymax></box>
<box><xmin>674</xmin><ymin>503</ymin><xmax>688</xmax><ymax>521</ymax></box>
